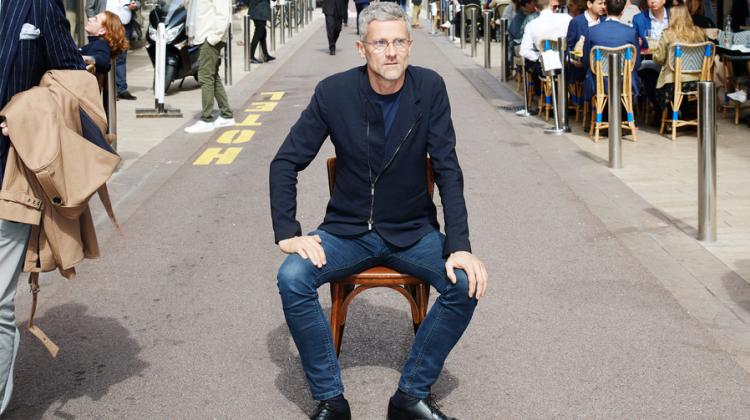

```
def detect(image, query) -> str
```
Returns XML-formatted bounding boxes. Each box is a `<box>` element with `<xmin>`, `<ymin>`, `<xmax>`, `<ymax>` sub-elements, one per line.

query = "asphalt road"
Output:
<box><xmin>6</xmin><ymin>20</ymin><xmax>750</xmax><ymax>420</ymax></box>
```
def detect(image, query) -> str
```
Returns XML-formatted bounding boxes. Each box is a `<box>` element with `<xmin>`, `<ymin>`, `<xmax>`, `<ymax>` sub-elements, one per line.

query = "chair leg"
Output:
<box><xmin>735</xmin><ymin>104</ymin><xmax>740</xmax><ymax>125</ymax></box>
<box><xmin>329</xmin><ymin>282</ymin><xmax>344</xmax><ymax>356</ymax></box>
<box><xmin>659</xmin><ymin>108</ymin><xmax>667</xmax><ymax>135</ymax></box>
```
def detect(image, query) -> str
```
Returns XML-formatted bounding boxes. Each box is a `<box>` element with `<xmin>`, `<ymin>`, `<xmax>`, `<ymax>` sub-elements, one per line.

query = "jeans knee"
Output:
<box><xmin>445</xmin><ymin>269</ymin><xmax>477</xmax><ymax>305</ymax></box>
<box><xmin>276</xmin><ymin>255</ymin><xmax>317</xmax><ymax>300</ymax></box>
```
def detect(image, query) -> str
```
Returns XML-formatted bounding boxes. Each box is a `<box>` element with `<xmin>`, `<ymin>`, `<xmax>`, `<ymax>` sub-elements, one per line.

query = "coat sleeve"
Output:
<box><xmin>426</xmin><ymin>77</ymin><xmax>471</xmax><ymax>256</ymax></box>
<box><xmin>269</xmin><ymin>82</ymin><xmax>332</xmax><ymax>243</ymax></box>
<box><xmin>43</xmin><ymin>0</ymin><xmax>86</xmax><ymax>71</ymax></box>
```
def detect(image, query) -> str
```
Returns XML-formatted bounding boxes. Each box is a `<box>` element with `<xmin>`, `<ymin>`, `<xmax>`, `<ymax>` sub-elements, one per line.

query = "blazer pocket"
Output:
<box><xmin>19</xmin><ymin>23</ymin><xmax>41</xmax><ymax>40</ymax></box>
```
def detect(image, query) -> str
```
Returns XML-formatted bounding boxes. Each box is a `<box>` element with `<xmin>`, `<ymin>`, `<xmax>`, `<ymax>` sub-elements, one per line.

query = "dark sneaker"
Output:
<box><xmin>117</xmin><ymin>91</ymin><xmax>137</xmax><ymax>100</ymax></box>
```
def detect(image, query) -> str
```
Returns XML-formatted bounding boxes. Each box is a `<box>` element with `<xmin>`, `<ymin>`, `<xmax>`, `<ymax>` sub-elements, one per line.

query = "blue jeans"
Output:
<box><xmin>115</xmin><ymin>26</ymin><xmax>132</xmax><ymax>94</ymax></box>
<box><xmin>276</xmin><ymin>229</ymin><xmax>477</xmax><ymax>400</ymax></box>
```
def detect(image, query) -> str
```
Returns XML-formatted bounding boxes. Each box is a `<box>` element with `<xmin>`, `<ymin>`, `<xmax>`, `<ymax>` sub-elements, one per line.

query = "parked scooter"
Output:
<box><xmin>146</xmin><ymin>0</ymin><xmax>200</xmax><ymax>90</ymax></box>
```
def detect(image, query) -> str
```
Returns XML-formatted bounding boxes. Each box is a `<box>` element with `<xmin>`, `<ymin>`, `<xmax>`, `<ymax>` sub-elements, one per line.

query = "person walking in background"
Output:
<box><xmin>354</xmin><ymin>0</ymin><xmax>371</xmax><ymax>34</ymax></box>
<box><xmin>324</xmin><ymin>0</ymin><xmax>348</xmax><ymax>54</ymax></box>
<box><xmin>411</xmin><ymin>0</ymin><xmax>423</xmax><ymax>28</ymax></box>
<box><xmin>248</xmin><ymin>0</ymin><xmax>276</xmax><ymax>63</ymax></box>
<box><xmin>0</xmin><ymin>0</ymin><xmax>85</xmax><ymax>414</ymax></box>
<box><xmin>86</xmin><ymin>0</ymin><xmax>140</xmax><ymax>100</ymax></box>
<box><xmin>184</xmin><ymin>0</ymin><xmax>235</xmax><ymax>134</ymax></box>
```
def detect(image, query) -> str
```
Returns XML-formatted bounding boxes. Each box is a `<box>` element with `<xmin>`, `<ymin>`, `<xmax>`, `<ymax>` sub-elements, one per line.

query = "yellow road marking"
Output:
<box><xmin>260</xmin><ymin>91</ymin><xmax>285</xmax><ymax>101</ymax></box>
<box><xmin>193</xmin><ymin>147</ymin><xmax>243</xmax><ymax>165</ymax></box>
<box><xmin>217</xmin><ymin>129</ymin><xmax>255</xmax><ymax>144</ymax></box>
<box><xmin>245</xmin><ymin>101</ymin><xmax>279</xmax><ymax>113</ymax></box>
<box><xmin>237</xmin><ymin>114</ymin><xmax>262</xmax><ymax>127</ymax></box>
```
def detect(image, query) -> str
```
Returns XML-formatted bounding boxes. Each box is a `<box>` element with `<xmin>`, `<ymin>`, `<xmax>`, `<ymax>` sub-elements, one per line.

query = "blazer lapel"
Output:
<box><xmin>382</xmin><ymin>67</ymin><xmax>420</xmax><ymax>164</ymax></box>
<box><xmin>0</xmin><ymin>0</ymin><xmax>33</xmax><ymax>105</ymax></box>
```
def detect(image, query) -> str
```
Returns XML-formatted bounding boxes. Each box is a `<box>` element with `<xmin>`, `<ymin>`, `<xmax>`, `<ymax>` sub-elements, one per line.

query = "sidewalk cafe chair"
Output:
<box><xmin>538</xmin><ymin>38</ymin><xmax>559</xmax><ymax>121</ymax></box>
<box><xmin>718</xmin><ymin>31</ymin><xmax>750</xmax><ymax>125</ymax></box>
<box><xmin>463</xmin><ymin>4</ymin><xmax>483</xmax><ymax>41</ymax></box>
<box><xmin>589</xmin><ymin>44</ymin><xmax>638</xmax><ymax>142</ymax></box>
<box><xmin>326</xmin><ymin>157</ymin><xmax>433</xmax><ymax>356</ymax></box>
<box><xmin>659</xmin><ymin>42</ymin><xmax>714</xmax><ymax>140</ymax></box>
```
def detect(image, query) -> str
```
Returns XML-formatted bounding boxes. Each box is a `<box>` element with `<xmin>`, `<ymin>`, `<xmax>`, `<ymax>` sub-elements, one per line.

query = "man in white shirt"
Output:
<box><xmin>519</xmin><ymin>0</ymin><xmax>571</xmax><ymax>62</ymax></box>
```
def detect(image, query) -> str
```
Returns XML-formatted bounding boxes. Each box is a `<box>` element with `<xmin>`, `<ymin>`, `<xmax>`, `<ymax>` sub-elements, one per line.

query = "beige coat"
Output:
<box><xmin>0</xmin><ymin>70</ymin><xmax>120</xmax><ymax>278</ymax></box>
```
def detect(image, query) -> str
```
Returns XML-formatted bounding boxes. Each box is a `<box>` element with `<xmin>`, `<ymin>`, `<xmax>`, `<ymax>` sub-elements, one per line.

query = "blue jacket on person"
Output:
<box><xmin>80</xmin><ymin>36</ymin><xmax>112</xmax><ymax>74</ymax></box>
<box><xmin>566</xmin><ymin>13</ymin><xmax>604</xmax><ymax>83</ymax></box>
<box><xmin>270</xmin><ymin>66</ymin><xmax>471</xmax><ymax>257</ymax></box>
<box><xmin>631</xmin><ymin>10</ymin><xmax>669</xmax><ymax>50</ymax></box>
<box><xmin>582</xmin><ymin>19</ymin><xmax>640</xmax><ymax>100</ymax></box>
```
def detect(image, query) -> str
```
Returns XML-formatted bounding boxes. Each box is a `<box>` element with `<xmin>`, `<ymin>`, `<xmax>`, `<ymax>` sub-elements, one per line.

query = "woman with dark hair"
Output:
<box><xmin>81</xmin><ymin>10</ymin><xmax>128</xmax><ymax>74</ymax></box>
<box><xmin>248</xmin><ymin>0</ymin><xmax>275</xmax><ymax>63</ymax></box>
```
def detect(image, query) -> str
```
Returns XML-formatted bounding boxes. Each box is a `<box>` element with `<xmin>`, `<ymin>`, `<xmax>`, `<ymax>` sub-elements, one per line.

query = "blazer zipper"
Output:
<box><xmin>367</xmin><ymin>113</ymin><xmax>422</xmax><ymax>231</ymax></box>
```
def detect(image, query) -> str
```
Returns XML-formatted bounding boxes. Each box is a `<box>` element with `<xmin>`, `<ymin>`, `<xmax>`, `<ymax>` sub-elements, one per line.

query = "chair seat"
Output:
<box><xmin>343</xmin><ymin>266</ymin><xmax>424</xmax><ymax>284</ymax></box>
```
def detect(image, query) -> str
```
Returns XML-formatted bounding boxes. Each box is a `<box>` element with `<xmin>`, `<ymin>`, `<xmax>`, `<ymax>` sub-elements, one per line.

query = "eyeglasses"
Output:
<box><xmin>362</xmin><ymin>38</ymin><xmax>412</xmax><ymax>52</ymax></box>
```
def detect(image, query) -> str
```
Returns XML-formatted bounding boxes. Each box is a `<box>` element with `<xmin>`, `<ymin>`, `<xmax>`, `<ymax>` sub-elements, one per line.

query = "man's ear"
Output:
<box><xmin>355</xmin><ymin>40</ymin><xmax>366</xmax><ymax>59</ymax></box>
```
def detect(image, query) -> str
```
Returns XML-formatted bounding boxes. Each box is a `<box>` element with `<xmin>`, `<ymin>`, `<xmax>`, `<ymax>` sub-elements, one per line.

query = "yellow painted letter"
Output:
<box><xmin>237</xmin><ymin>114</ymin><xmax>262</xmax><ymax>127</ymax></box>
<box><xmin>193</xmin><ymin>147</ymin><xmax>243</xmax><ymax>165</ymax></box>
<box><xmin>217</xmin><ymin>130</ymin><xmax>255</xmax><ymax>144</ymax></box>
<box><xmin>260</xmin><ymin>91</ymin><xmax>285</xmax><ymax>101</ymax></box>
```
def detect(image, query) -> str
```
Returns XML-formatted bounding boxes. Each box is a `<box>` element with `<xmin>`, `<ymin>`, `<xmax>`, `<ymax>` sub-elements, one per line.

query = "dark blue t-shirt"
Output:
<box><xmin>368</xmin><ymin>88</ymin><xmax>402</xmax><ymax>156</ymax></box>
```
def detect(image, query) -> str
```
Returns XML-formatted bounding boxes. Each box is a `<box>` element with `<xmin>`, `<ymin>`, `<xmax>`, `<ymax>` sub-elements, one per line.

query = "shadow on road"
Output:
<box><xmin>5</xmin><ymin>304</ymin><xmax>148</xmax><ymax>419</ymax></box>
<box><xmin>267</xmin><ymin>298</ymin><xmax>458</xmax><ymax>414</ymax></box>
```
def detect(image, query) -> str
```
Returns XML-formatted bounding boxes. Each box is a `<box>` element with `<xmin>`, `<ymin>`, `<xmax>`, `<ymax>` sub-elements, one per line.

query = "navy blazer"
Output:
<box><xmin>566</xmin><ymin>13</ymin><xmax>604</xmax><ymax>82</ymax></box>
<box><xmin>582</xmin><ymin>19</ymin><xmax>640</xmax><ymax>100</ymax></box>
<box><xmin>0</xmin><ymin>0</ymin><xmax>85</xmax><ymax>186</ymax></box>
<box><xmin>632</xmin><ymin>10</ymin><xmax>668</xmax><ymax>50</ymax></box>
<box><xmin>270</xmin><ymin>66</ymin><xmax>471</xmax><ymax>256</ymax></box>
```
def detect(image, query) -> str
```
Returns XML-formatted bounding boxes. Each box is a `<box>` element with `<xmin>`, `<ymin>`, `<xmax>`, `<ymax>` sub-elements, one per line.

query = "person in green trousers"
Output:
<box><xmin>185</xmin><ymin>0</ymin><xmax>236</xmax><ymax>134</ymax></box>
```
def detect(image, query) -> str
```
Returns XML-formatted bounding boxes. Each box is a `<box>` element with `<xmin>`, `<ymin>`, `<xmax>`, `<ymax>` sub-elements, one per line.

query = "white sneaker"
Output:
<box><xmin>440</xmin><ymin>22</ymin><xmax>451</xmax><ymax>29</ymax></box>
<box><xmin>727</xmin><ymin>90</ymin><xmax>747</xmax><ymax>103</ymax></box>
<box><xmin>214</xmin><ymin>116</ymin><xmax>236</xmax><ymax>128</ymax></box>
<box><xmin>184</xmin><ymin>120</ymin><xmax>215</xmax><ymax>134</ymax></box>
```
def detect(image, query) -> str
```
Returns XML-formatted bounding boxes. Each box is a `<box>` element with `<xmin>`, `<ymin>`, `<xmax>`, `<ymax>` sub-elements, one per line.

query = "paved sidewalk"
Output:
<box><xmin>446</xmin><ymin>29</ymin><xmax>750</xmax><ymax>283</ymax></box>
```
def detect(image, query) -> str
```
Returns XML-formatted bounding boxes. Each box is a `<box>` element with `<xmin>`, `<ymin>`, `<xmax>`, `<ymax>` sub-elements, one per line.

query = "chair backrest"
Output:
<box><xmin>667</xmin><ymin>42</ymin><xmax>714</xmax><ymax>80</ymax></box>
<box><xmin>326</xmin><ymin>157</ymin><xmax>434</xmax><ymax>199</ymax></box>
<box><xmin>733</xmin><ymin>30</ymin><xmax>750</xmax><ymax>45</ymax></box>
<box><xmin>463</xmin><ymin>3</ymin><xmax>482</xmax><ymax>19</ymax></box>
<box><xmin>590</xmin><ymin>44</ymin><xmax>637</xmax><ymax>76</ymax></box>
<box><xmin>537</xmin><ymin>38</ymin><xmax>559</xmax><ymax>53</ymax></box>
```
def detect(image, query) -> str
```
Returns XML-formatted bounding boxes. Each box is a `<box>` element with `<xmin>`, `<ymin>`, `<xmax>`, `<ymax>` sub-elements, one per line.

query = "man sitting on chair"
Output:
<box><xmin>269</xmin><ymin>3</ymin><xmax>488</xmax><ymax>419</ymax></box>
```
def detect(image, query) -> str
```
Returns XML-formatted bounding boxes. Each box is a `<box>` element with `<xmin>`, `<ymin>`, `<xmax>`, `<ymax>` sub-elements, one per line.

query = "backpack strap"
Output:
<box><xmin>27</xmin><ymin>272</ymin><xmax>60</xmax><ymax>358</ymax></box>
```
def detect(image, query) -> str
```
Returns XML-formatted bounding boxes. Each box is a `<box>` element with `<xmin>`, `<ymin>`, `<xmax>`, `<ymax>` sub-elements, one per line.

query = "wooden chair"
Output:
<box><xmin>659</xmin><ymin>42</ymin><xmax>714</xmax><ymax>140</ymax></box>
<box><xmin>326</xmin><ymin>157</ymin><xmax>433</xmax><ymax>356</ymax></box>
<box><xmin>589</xmin><ymin>45</ymin><xmax>638</xmax><ymax>142</ymax></box>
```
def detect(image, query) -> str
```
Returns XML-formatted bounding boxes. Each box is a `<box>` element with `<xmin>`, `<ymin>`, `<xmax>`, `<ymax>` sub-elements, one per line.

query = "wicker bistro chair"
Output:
<box><xmin>537</xmin><ymin>39</ymin><xmax>559</xmax><ymax>122</ymax></box>
<box><xmin>326</xmin><ymin>157</ymin><xmax>434</xmax><ymax>356</ymax></box>
<box><xmin>659</xmin><ymin>42</ymin><xmax>715</xmax><ymax>140</ymax></box>
<box><xmin>589</xmin><ymin>45</ymin><xmax>638</xmax><ymax>142</ymax></box>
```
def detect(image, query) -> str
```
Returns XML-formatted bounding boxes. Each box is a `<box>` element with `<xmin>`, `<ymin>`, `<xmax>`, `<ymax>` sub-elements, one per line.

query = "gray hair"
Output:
<box><xmin>358</xmin><ymin>2</ymin><xmax>412</xmax><ymax>41</ymax></box>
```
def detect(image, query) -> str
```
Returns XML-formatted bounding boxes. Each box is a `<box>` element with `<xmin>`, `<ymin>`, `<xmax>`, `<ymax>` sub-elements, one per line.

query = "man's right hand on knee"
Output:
<box><xmin>278</xmin><ymin>235</ymin><xmax>327</xmax><ymax>268</ymax></box>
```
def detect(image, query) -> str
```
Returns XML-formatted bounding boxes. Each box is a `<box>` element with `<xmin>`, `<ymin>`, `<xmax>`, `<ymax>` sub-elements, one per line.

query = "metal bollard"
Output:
<box><xmin>280</xmin><ymin>1</ymin><xmax>286</xmax><ymax>44</ymax></box>
<box><xmin>608</xmin><ymin>52</ymin><xmax>622</xmax><ymax>168</ymax></box>
<box><xmin>77</xmin><ymin>0</ymin><xmax>87</xmax><ymax>46</ymax></box>
<box><xmin>244</xmin><ymin>15</ymin><xmax>252</xmax><ymax>72</ymax></box>
<box><xmin>470</xmin><ymin>9</ymin><xmax>477</xmax><ymax>57</ymax></box>
<box><xmin>499</xmin><ymin>18</ymin><xmax>507</xmax><ymax>82</ymax></box>
<box><xmin>155</xmin><ymin>23</ymin><xmax>166</xmax><ymax>112</ymax></box>
<box><xmin>287</xmin><ymin>3</ymin><xmax>293</xmax><ymax>38</ymax></box>
<box><xmin>460</xmin><ymin>5</ymin><xmax>466</xmax><ymax>49</ymax></box>
<box><xmin>483</xmin><ymin>11</ymin><xmax>491</xmax><ymax>68</ymax></box>
<box><xmin>516</xmin><ymin>58</ymin><xmax>531</xmax><ymax>117</ymax></box>
<box><xmin>544</xmin><ymin>69</ymin><xmax>564</xmax><ymax>135</ymax></box>
<box><xmin>271</xmin><ymin>9</ymin><xmax>277</xmax><ymax>51</ymax></box>
<box><xmin>449</xmin><ymin>4</ymin><xmax>455</xmax><ymax>41</ymax></box>
<box><xmin>136</xmin><ymin>22</ymin><xmax>182</xmax><ymax>118</ymax></box>
<box><xmin>224</xmin><ymin>23</ymin><xmax>233</xmax><ymax>86</ymax></box>
<box><xmin>302</xmin><ymin>0</ymin><xmax>307</xmax><ymax>27</ymax></box>
<box><xmin>697</xmin><ymin>81</ymin><xmax>717</xmax><ymax>241</ymax></box>
<box><xmin>557</xmin><ymin>37</ymin><xmax>569</xmax><ymax>132</ymax></box>
<box><xmin>106</xmin><ymin>59</ymin><xmax>117</xmax><ymax>150</ymax></box>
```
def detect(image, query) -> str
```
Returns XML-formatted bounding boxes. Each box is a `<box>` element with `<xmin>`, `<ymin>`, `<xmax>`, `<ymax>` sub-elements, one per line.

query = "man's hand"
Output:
<box><xmin>445</xmin><ymin>251</ymin><xmax>488</xmax><ymax>299</ymax></box>
<box><xmin>278</xmin><ymin>235</ymin><xmax>327</xmax><ymax>268</ymax></box>
<box><xmin>1</xmin><ymin>121</ymin><xmax>7</xmax><ymax>137</ymax></box>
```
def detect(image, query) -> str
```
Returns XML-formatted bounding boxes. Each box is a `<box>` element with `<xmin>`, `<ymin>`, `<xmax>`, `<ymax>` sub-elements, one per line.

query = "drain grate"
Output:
<box><xmin>497</xmin><ymin>104</ymin><xmax>526</xmax><ymax>112</ymax></box>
